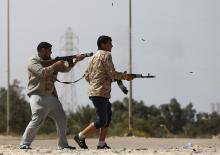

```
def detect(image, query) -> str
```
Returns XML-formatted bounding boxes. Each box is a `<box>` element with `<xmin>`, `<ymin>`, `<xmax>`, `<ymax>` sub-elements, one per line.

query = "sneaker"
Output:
<box><xmin>97</xmin><ymin>143</ymin><xmax>111</xmax><ymax>149</ymax></box>
<box><xmin>58</xmin><ymin>145</ymin><xmax>76</xmax><ymax>150</ymax></box>
<box><xmin>19</xmin><ymin>144</ymin><xmax>32</xmax><ymax>149</ymax></box>
<box><xmin>74</xmin><ymin>135</ymin><xmax>88</xmax><ymax>149</ymax></box>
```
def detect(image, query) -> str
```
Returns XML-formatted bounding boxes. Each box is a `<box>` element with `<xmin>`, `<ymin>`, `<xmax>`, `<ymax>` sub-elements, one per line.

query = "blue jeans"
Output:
<box><xmin>89</xmin><ymin>96</ymin><xmax>112</xmax><ymax>129</ymax></box>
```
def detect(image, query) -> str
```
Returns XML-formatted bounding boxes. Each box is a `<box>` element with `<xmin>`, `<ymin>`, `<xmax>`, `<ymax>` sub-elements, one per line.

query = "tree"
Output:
<box><xmin>0</xmin><ymin>80</ymin><xmax>31</xmax><ymax>134</ymax></box>
<box><xmin>67</xmin><ymin>105</ymin><xmax>95</xmax><ymax>135</ymax></box>
<box><xmin>160</xmin><ymin>98</ymin><xmax>184</xmax><ymax>134</ymax></box>
<box><xmin>109</xmin><ymin>99</ymin><xmax>129</xmax><ymax>136</ymax></box>
<box><xmin>1</xmin><ymin>82</ymin><xmax>219</xmax><ymax>138</ymax></box>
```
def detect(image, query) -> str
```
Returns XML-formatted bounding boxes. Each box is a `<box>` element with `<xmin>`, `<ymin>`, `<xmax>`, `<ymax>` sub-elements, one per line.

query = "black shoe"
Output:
<box><xmin>19</xmin><ymin>144</ymin><xmax>32</xmax><ymax>149</ymax></box>
<box><xmin>97</xmin><ymin>143</ymin><xmax>111</xmax><ymax>149</ymax></box>
<box><xmin>74</xmin><ymin>135</ymin><xmax>88</xmax><ymax>149</ymax></box>
<box><xmin>58</xmin><ymin>145</ymin><xmax>76</xmax><ymax>150</ymax></box>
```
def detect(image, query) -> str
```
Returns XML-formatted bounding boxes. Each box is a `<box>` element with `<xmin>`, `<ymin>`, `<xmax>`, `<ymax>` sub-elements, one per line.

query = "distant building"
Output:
<box><xmin>211</xmin><ymin>102</ymin><xmax>220</xmax><ymax>114</ymax></box>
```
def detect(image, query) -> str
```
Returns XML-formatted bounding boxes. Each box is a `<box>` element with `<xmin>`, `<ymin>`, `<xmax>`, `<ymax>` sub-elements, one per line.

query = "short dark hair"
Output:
<box><xmin>97</xmin><ymin>35</ymin><xmax>112</xmax><ymax>49</ymax></box>
<box><xmin>37</xmin><ymin>42</ymin><xmax>52</xmax><ymax>52</ymax></box>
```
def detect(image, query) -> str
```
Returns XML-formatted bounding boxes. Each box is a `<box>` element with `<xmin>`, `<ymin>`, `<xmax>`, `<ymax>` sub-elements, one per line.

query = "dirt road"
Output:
<box><xmin>0</xmin><ymin>136</ymin><xmax>219</xmax><ymax>154</ymax></box>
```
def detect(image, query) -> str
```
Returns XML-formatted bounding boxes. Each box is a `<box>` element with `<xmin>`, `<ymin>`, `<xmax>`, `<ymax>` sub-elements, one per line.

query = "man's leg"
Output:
<box><xmin>47</xmin><ymin>96</ymin><xmax>69</xmax><ymax>148</ymax></box>
<box><xmin>74</xmin><ymin>97</ymin><xmax>108</xmax><ymax>149</ymax></box>
<box><xmin>97</xmin><ymin>101</ymin><xmax>112</xmax><ymax>149</ymax></box>
<box><xmin>80</xmin><ymin>122</ymin><xmax>96</xmax><ymax>137</ymax></box>
<box><xmin>99</xmin><ymin>127</ymin><xmax>108</xmax><ymax>142</ymax></box>
<box><xmin>73</xmin><ymin>122</ymin><xmax>95</xmax><ymax>149</ymax></box>
<box><xmin>81</xmin><ymin>97</ymin><xmax>108</xmax><ymax>137</ymax></box>
<box><xmin>20</xmin><ymin>95</ymin><xmax>48</xmax><ymax>148</ymax></box>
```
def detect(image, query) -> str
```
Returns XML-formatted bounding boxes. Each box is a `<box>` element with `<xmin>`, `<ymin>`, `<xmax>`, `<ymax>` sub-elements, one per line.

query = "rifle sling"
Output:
<box><xmin>55</xmin><ymin>75</ymin><xmax>129</xmax><ymax>95</ymax></box>
<box><xmin>55</xmin><ymin>74</ymin><xmax>85</xmax><ymax>84</ymax></box>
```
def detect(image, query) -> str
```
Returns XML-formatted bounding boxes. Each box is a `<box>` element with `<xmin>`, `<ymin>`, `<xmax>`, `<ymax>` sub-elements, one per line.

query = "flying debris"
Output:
<box><xmin>141</xmin><ymin>38</ymin><xmax>146</xmax><ymax>42</ymax></box>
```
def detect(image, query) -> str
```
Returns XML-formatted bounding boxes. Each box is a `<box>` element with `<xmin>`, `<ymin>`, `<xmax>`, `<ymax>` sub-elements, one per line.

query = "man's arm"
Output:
<box><xmin>28</xmin><ymin>58</ymin><xmax>54</xmax><ymax>78</ymax></box>
<box><xmin>104</xmin><ymin>53</ymin><xmax>133</xmax><ymax>81</ymax></box>
<box><xmin>28</xmin><ymin>58</ymin><xmax>67</xmax><ymax>77</ymax></box>
<box><xmin>84</xmin><ymin>67</ymin><xmax>90</xmax><ymax>82</ymax></box>
<box><xmin>48</xmin><ymin>54</ymin><xmax>85</xmax><ymax>73</ymax></box>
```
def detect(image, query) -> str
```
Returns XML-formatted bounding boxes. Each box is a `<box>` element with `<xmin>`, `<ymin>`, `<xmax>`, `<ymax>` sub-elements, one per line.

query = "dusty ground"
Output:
<box><xmin>0</xmin><ymin>136</ymin><xmax>219</xmax><ymax>155</ymax></box>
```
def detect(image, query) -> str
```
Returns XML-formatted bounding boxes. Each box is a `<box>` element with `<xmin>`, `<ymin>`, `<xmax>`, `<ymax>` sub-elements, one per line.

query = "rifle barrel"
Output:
<box><xmin>55</xmin><ymin>52</ymin><xmax>93</xmax><ymax>61</ymax></box>
<box><xmin>83</xmin><ymin>52</ymin><xmax>93</xmax><ymax>57</ymax></box>
<box><xmin>131</xmin><ymin>74</ymin><xmax>156</xmax><ymax>78</ymax></box>
<box><xmin>142</xmin><ymin>75</ymin><xmax>156</xmax><ymax>78</ymax></box>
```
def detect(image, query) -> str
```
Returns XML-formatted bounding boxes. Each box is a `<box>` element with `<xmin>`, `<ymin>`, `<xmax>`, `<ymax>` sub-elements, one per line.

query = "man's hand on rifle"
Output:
<box><xmin>76</xmin><ymin>54</ymin><xmax>86</xmax><ymax>62</ymax></box>
<box><xmin>51</xmin><ymin>60</ymin><xmax>66</xmax><ymax>72</ymax></box>
<box><xmin>69</xmin><ymin>54</ymin><xmax>85</xmax><ymax>66</ymax></box>
<box><xmin>124</xmin><ymin>74</ymin><xmax>135</xmax><ymax>81</ymax></box>
<box><xmin>68</xmin><ymin>54</ymin><xmax>86</xmax><ymax>67</ymax></box>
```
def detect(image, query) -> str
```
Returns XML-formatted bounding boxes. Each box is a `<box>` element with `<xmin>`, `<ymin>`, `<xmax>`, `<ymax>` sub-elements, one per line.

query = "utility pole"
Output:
<box><xmin>6</xmin><ymin>0</ymin><xmax>10</xmax><ymax>135</ymax></box>
<box><xmin>128</xmin><ymin>0</ymin><xmax>133</xmax><ymax>135</ymax></box>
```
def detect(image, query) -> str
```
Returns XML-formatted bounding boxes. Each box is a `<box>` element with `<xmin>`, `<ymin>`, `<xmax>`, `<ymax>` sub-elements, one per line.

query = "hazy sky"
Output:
<box><xmin>1</xmin><ymin>0</ymin><xmax>220</xmax><ymax>112</ymax></box>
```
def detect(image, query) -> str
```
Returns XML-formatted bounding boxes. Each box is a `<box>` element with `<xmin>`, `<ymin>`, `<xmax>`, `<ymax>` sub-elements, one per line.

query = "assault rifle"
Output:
<box><xmin>117</xmin><ymin>73</ymin><xmax>156</xmax><ymax>94</ymax></box>
<box><xmin>40</xmin><ymin>52</ymin><xmax>93</xmax><ymax>67</ymax></box>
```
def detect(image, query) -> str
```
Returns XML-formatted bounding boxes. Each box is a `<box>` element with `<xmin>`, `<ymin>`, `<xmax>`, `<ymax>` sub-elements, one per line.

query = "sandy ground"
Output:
<box><xmin>0</xmin><ymin>136</ymin><xmax>219</xmax><ymax>155</ymax></box>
